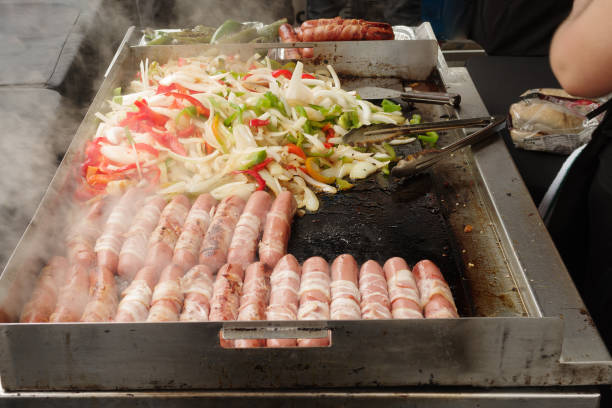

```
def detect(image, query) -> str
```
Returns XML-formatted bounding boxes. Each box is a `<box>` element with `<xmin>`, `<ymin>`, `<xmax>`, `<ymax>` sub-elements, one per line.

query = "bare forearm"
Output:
<box><xmin>550</xmin><ymin>0</ymin><xmax>612</xmax><ymax>97</ymax></box>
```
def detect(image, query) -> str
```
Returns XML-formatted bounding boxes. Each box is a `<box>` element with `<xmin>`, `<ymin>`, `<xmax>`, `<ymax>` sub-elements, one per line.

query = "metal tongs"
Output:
<box><xmin>390</xmin><ymin>115</ymin><xmax>507</xmax><ymax>178</ymax></box>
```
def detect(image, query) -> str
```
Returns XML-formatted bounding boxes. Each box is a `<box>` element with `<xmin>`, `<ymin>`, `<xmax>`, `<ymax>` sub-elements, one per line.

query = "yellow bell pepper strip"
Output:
<box><xmin>211</xmin><ymin>114</ymin><xmax>228</xmax><ymax>153</ymax></box>
<box><xmin>287</xmin><ymin>143</ymin><xmax>306</xmax><ymax>159</ymax></box>
<box><xmin>305</xmin><ymin>157</ymin><xmax>335</xmax><ymax>184</ymax></box>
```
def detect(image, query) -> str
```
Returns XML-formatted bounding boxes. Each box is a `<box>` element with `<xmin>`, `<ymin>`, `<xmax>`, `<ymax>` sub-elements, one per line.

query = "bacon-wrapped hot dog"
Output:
<box><xmin>199</xmin><ymin>195</ymin><xmax>246</xmax><ymax>273</ymax></box>
<box><xmin>227</xmin><ymin>191</ymin><xmax>272</xmax><ymax>269</ymax></box>
<box><xmin>330</xmin><ymin>254</ymin><xmax>361</xmax><ymax>320</ymax></box>
<box><xmin>147</xmin><ymin>264</ymin><xmax>185</xmax><ymax>322</ymax></box>
<box><xmin>209</xmin><ymin>263</ymin><xmax>245</xmax><ymax>347</ymax></box>
<box><xmin>49</xmin><ymin>263</ymin><xmax>90</xmax><ymax>322</ymax></box>
<box><xmin>117</xmin><ymin>196</ymin><xmax>167</xmax><ymax>281</ymax></box>
<box><xmin>180</xmin><ymin>264</ymin><xmax>214</xmax><ymax>322</ymax></box>
<box><xmin>359</xmin><ymin>260</ymin><xmax>392</xmax><ymax>319</ymax></box>
<box><xmin>173</xmin><ymin>194</ymin><xmax>217</xmax><ymax>271</ymax></box>
<box><xmin>235</xmin><ymin>262</ymin><xmax>270</xmax><ymax>348</ymax></box>
<box><xmin>146</xmin><ymin>194</ymin><xmax>191</xmax><ymax>271</ymax></box>
<box><xmin>278</xmin><ymin>23</ymin><xmax>303</xmax><ymax>59</ymax></box>
<box><xmin>81</xmin><ymin>266</ymin><xmax>118</xmax><ymax>322</ymax></box>
<box><xmin>114</xmin><ymin>265</ymin><xmax>159</xmax><ymax>322</ymax></box>
<box><xmin>266</xmin><ymin>254</ymin><xmax>301</xmax><ymax>347</ymax></box>
<box><xmin>299</xmin><ymin>17</ymin><xmax>394</xmax><ymax>42</ymax></box>
<box><xmin>383</xmin><ymin>257</ymin><xmax>423</xmax><ymax>319</ymax></box>
<box><xmin>413</xmin><ymin>259</ymin><xmax>459</xmax><ymax>318</ymax></box>
<box><xmin>66</xmin><ymin>200</ymin><xmax>105</xmax><ymax>267</ymax></box>
<box><xmin>20</xmin><ymin>256</ymin><xmax>69</xmax><ymax>323</ymax></box>
<box><xmin>259</xmin><ymin>191</ymin><xmax>296</xmax><ymax>269</ymax></box>
<box><xmin>297</xmin><ymin>256</ymin><xmax>331</xmax><ymax>347</ymax></box>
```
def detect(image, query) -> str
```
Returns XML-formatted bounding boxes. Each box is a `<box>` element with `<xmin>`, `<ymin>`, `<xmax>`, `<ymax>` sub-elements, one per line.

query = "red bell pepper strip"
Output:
<box><xmin>177</xmin><ymin>124</ymin><xmax>196</xmax><ymax>138</ymax></box>
<box><xmin>272</xmin><ymin>69</ymin><xmax>292</xmax><ymax>79</ymax></box>
<box><xmin>323</xmin><ymin>142</ymin><xmax>333</xmax><ymax>149</ymax></box>
<box><xmin>149</xmin><ymin>131</ymin><xmax>187</xmax><ymax>156</ymax></box>
<box><xmin>167</xmin><ymin>92</ymin><xmax>210</xmax><ymax>117</ymax></box>
<box><xmin>301</xmin><ymin>73</ymin><xmax>316</xmax><ymax>79</ymax></box>
<box><xmin>286</xmin><ymin>143</ymin><xmax>306</xmax><ymax>159</ymax></box>
<box><xmin>133</xmin><ymin>143</ymin><xmax>159</xmax><ymax>157</ymax></box>
<box><xmin>234</xmin><ymin>169</ymin><xmax>267</xmax><ymax>191</ymax></box>
<box><xmin>249</xmin><ymin>118</ymin><xmax>270</xmax><ymax>127</ymax></box>
<box><xmin>134</xmin><ymin>99</ymin><xmax>170</xmax><ymax>127</ymax></box>
<box><xmin>251</xmin><ymin>157</ymin><xmax>274</xmax><ymax>172</ymax></box>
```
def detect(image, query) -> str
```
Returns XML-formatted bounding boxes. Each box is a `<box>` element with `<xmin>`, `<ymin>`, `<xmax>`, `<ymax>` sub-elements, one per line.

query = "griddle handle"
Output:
<box><xmin>221</xmin><ymin>323</ymin><xmax>331</xmax><ymax>345</ymax></box>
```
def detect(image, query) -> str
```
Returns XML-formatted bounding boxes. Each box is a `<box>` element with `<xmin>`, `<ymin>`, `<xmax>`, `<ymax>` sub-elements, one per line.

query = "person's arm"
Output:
<box><xmin>550</xmin><ymin>0</ymin><xmax>612</xmax><ymax>97</ymax></box>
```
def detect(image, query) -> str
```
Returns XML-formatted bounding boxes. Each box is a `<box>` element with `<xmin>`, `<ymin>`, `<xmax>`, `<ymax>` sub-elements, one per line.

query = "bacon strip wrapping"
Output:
<box><xmin>299</xmin><ymin>17</ymin><xmax>394</xmax><ymax>42</ymax></box>
<box><xmin>330</xmin><ymin>254</ymin><xmax>361</xmax><ymax>320</ymax></box>
<box><xmin>81</xmin><ymin>266</ymin><xmax>118</xmax><ymax>322</ymax></box>
<box><xmin>383</xmin><ymin>257</ymin><xmax>424</xmax><ymax>319</ymax></box>
<box><xmin>227</xmin><ymin>191</ymin><xmax>272</xmax><ymax>269</ymax></box>
<box><xmin>19</xmin><ymin>256</ymin><xmax>69</xmax><ymax>323</ymax></box>
<box><xmin>49</xmin><ymin>263</ymin><xmax>90</xmax><ymax>322</ymax></box>
<box><xmin>259</xmin><ymin>191</ymin><xmax>297</xmax><ymax>269</ymax></box>
<box><xmin>95</xmin><ymin>189</ymin><xmax>144</xmax><ymax>273</ymax></box>
<box><xmin>359</xmin><ymin>260</ymin><xmax>392</xmax><ymax>320</ymax></box>
<box><xmin>266</xmin><ymin>254</ymin><xmax>301</xmax><ymax>347</ymax></box>
<box><xmin>278</xmin><ymin>23</ymin><xmax>303</xmax><ymax>59</ymax></box>
<box><xmin>173</xmin><ymin>194</ymin><xmax>217</xmax><ymax>271</ymax></box>
<box><xmin>297</xmin><ymin>256</ymin><xmax>331</xmax><ymax>347</ymax></box>
<box><xmin>115</xmin><ymin>265</ymin><xmax>159</xmax><ymax>322</ymax></box>
<box><xmin>235</xmin><ymin>262</ymin><xmax>270</xmax><ymax>348</ymax></box>
<box><xmin>199</xmin><ymin>196</ymin><xmax>246</xmax><ymax>272</ymax></box>
<box><xmin>147</xmin><ymin>264</ymin><xmax>185</xmax><ymax>322</ymax></box>
<box><xmin>66</xmin><ymin>200</ymin><xmax>105</xmax><ymax>267</ymax></box>
<box><xmin>209</xmin><ymin>263</ymin><xmax>245</xmax><ymax>347</ymax></box>
<box><xmin>146</xmin><ymin>194</ymin><xmax>191</xmax><ymax>271</ymax></box>
<box><xmin>117</xmin><ymin>196</ymin><xmax>167</xmax><ymax>281</ymax></box>
<box><xmin>180</xmin><ymin>264</ymin><xmax>214</xmax><ymax>322</ymax></box>
<box><xmin>413</xmin><ymin>259</ymin><xmax>459</xmax><ymax>318</ymax></box>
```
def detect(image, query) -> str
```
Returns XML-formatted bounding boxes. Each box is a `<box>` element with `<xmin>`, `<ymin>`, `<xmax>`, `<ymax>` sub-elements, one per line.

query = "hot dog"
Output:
<box><xmin>359</xmin><ymin>260</ymin><xmax>392</xmax><ymax>319</ymax></box>
<box><xmin>330</xmin><ymin>254</ymin><xmax>361</xmax><ymax>320</ymax></box>
<box><xmin>66</xmin><ymin>200</ymin><xmax>105</xmax><ymax>268</ymax></box>
<box><xmin>383</xmin><ymin>257</ymin><xmax>424</xmax><ymax>319</ymax></box>
<box><xmin>266</xmin><ymin>254</ymin><xmax>301</xmax><ymax>347</ymax></box>
<box><xmin>235</xmin><ymin>262</ymin><xmax>270</xmax><ymax>348</ymax></box>
<box><xmin>20</xmin><ymin>256</ymin><xmax>69</xmax><ymax>323</ymax></box>
<box><xmin>81</xmin><ymin>266</ymin><xmax>118</xmax><ymax>322</ymax></box>
<box><xmin>412</xmin><ymin>259</ymin><xmax>459</xmax><ymax>318</ymax></box>
<box><xmin>259</xmin><ymin>191</ymin><xmax>296</xmax><ymax>269</ymax></box>
<box><xmin>49</xmin><ymin>263</ymin><xmax>90</xmax><ymax>322</ymax></box>
<box><xmin>297</xmin><ymin>256</ymin><xmax>331</xmax><ymax>347</ymax></box>
<box><xmin>180</xmin><ymin>264</ymin><xmax>214</xmax><ymax>322</ymax></box>
<box><xmin>173</xmin><ymin>194</ymin><xmax>217</xmax><ymax>271</ymax></box>
<box><xmin>147</xmin><ymin>264</ymin><xmax>185</xmax><ymax>322</ymax></box>
<box><xmin>115</xmin><ymin>265</ymin><xmax>159</xmax><ymax>322</ymax></box>
<box><xmin>278</xmin><ymin>23</ymin><xmax>303</xmax><ymax>59</ymax></box>
<box><xmin>209</xmin><ymin>263</ymin><xmax>245</xmax><ymax>347</ymax></box>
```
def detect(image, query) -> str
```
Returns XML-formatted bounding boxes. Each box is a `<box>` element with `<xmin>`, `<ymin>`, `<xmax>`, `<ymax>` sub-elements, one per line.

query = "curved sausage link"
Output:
<box><xmin>413</xmin><ymin>260</ymin><xmax>459</xmax><ymax>318</ymax></box>
<box><xmin>66</xmin><ymin>200</ymin><xmax>106</xmax><ymax>268</ymax></box>
<box><xmin>95</xmin><ymin>189</ymin><xmax>144</xmax><ymax>273</ymax></box>
<box><xmin>359</xmin><ymin>260</ymin><xmax>392</xmax><ymax>319</ymax></box>
<box><xmin>147</xmin><ymin>264</ymin><xmax>185</xmax><ymax>322</ymax></box>
<box><xmin>278</xmin><ymin>23</ymin><xmax>302</xmax><ymax>59</ymax></box>
<box><xmin>146</xmin><ymin>195</ymin><xmax>191</xmax><ymax>271</ymax></box>
<box><xmin>49</xmin><ymin>263</ymin><xmax>90</xmax><ymax>322</ymax></box>
<box><xmin>266</xmin><ymin>254</ymin><xmax>301</xmax><ymax>347</ymax></box>
<box><xmin>235</xmin><ymin>262</ymin><xmax>270</xmax><ymax>348</ymax></box>
<box><xmin>259</xmin><ymin>191</ymin><xmax>297</xmax><ymax>269</ymax></box>
<box><xmin>115</xmin><ymin>265</ymin><xmax>160</xmax><ymax>322</ymax></box>
<box><xmin>180</xmin><ymin>264</ymin><xmax>214</xmax><ymax>322</ymax></box>
<box><xmin>209</xmin><ymin>263</ymin><xmax>245</xmax><ymax>348</ymax></box>
<box><xmin>297</xmin><ymin>256</ymin><xmax>331</xmax><ymax>347</ymax></box>
<box><xmin>81</xmin><ymin>266</ymin><xmax>118</xmax><ymax>322</ymax></box>
<box><xmin>383</xmin><ymin>257</ymin><xmax>424</xmax><ymax>319</ymax></box>
<box><xmin>199</xmin><ymin>195</ymin><xmax>246</xmax><ymax>273</ymax></box>
<box><xmin>118</xmin><ymin>196</ymin><xmax>167</xmax><ymax>281</ymax></box>
<box><xmin>173</xmin><ymin>194</ymin><xmax>217</xmax><ymax>272</ymax></box>
<box><xmin>227</xmin><ymin>191</ymin><xmax>272</xmax><ymax>269</ymax></box>
<box><xmin>20</xmin><ymin>256</ymin><xmax>69</xmax><ymax>323</ymax></box>
<box><xmin>330</xmin><ymin>254</ymin><xmax>361</xmax><ymax>320</ymax></box>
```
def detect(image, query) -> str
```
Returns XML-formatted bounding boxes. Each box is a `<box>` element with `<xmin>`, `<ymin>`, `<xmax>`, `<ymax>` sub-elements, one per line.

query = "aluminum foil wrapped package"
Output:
<box><xmin>508</xmin><ymin>88</ymin><xmax>601</xmax><ymax>154</ymax></box>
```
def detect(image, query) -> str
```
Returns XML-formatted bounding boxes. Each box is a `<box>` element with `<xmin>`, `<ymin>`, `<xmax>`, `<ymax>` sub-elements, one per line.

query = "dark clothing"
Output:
<box><xmin>306</xmin><ymin>0</ymin><xmax>421</xmax><ymax>26</ymax></box>
<box><xmin>548</xmin><ymin>99</ymin><xmax>612</xmax><ymax>351</ymax></box>
<box><xmin>467</xmin><ymin>0</ymin><xmax>572</xmax><ymax>56</ymax></box>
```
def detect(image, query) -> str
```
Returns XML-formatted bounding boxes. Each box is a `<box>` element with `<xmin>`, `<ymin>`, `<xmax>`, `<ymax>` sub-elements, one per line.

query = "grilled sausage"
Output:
<box><xmin>209</xmin><ymin>263</ymin><xmax>245</xmax><ymax>347</ymax></box>
<box><xmin>235</xmin><ymin>262</ymin><xmax>270</xmax><ymax>348</ymax></box>
<box><xmin>180</xmin><ymin>264</ymin><xmax>214</xmax><ymax>322</ymax></box>
<box><xmin>278</xmin><ymin>23</ymin><xmax>303</xmax><ymax>59</ymax></box>
<box><xmin>117</xmin><ymin>196</ymin><xmax>167</xmax><ymax>281</ymax></box>
<box><xmin>115</xmin><ymin>265</ymin><xmax>160</xmax><ymax>322</ymax></box>
<box><xmin>359</xmin><ymin>260</ymin><xmax>392</xmax><ymax>319</ymax></box>
<box><xmin>20</xmin><ymin>256</ymin><xmax>69</xmax><ymax>323</ymax></box>
<box><xmin>299</xmin><ymin>18</ymin><xmax>394</xmax><ymax>42</ymax></box>
<box><xmin>146</xmin><ymin>194</ymin><xmax>191</xmax><ymax>271</ymax></box>
<box><xmin>412</xmin><ymin>260</ymin><xmax>459</xmax><ymax>318</ymax></box>
<box><xmin>383</xmin><ymin>257</ymin><xmax>424</xmax><ymax>319</ymax></box>
<box><xmin>227</xmin><ymin>191</ymin><xmax>272</xmax><ymax>269</ymax></box>
<box><xmin>266</xmin><ymin>254</ymin><xmax>301</xmax><ymax>347</ymax></box>
<box><xmin>80</xmin><ymin>266</ymin><xmax>118</xmax><ymax>322</ymax></box>
<box><xmin>330</xmin><ymin>254</ymin><xmax>361</xmax><ymax>320</ymax></box>
<box><xmin>66</xmin><ymin>200</ymin><xmax>106</xmax><ymax>267</ymax></box>
<box><xmin>147</xmin><ymin>264</ymin><xmax>185</xmax><ymax>322</ymax></box>
<box><xmin>49</xmin><ymin>263</ymin><xmax>90</xmax><ymax>322</ymax></box>
<box><xmin>297</xmin><ymin>256</ymin><xmax>331</xmax><ymax>347</ymax></box>
<box><xmin>173</xmin><ymin>194</ymin><xmax>217</xmax><ymax>271</ymax></box>
<box><xmin>95</xmin><ymin>189</ymin><xmax>144</xmax><ymax>273</ymax></box>
<box><xmin>259</xmin><ymin>191</ymin><xmax>297</xmax><ymax>269</ymax></box>
<box><xmin>199</xmin><ymin>195</ymin><xmax>246</xmax><ymax>272</ymax></box>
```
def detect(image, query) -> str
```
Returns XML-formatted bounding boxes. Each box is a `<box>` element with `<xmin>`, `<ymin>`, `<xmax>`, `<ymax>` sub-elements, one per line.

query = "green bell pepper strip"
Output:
<box><xmin>418</xmin><ymin>131</ymin><xmax>439</xmax><ymax>148</ymax></box>
<box><xmin>307</xmin><ymin>147</ymin><xmax>334</xmax><ymax>158</ymax></box>
<box><xmin>382</xmin><ymin>99</ymin><xmax>401</xmax><ymax>113</ymax></box>
<box><xmin>239</xmin><ymin>150</ymin><xmax>267</xmax><ymax>170</ymax></box>
<box><xmin>409</xmin><ymin>114</ymin><xmax>422</xmax><ymax>125</ymax></box>
<box><xmin>382</xmin><ymin>142</ymin><xmax>397</xmax><ymax>161</ymax></box>
<box><xmin>336</xmin><ymin>178</ymin><xmax>354</xmax><ymax>190</ymax></box>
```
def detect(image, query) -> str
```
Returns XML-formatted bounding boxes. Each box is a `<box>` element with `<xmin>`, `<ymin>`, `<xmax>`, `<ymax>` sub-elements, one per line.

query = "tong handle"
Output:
<box><xmin>440</xmin><ymin>115</ymin><xmax>506</xmax><ymax>155</ymax></box>
<box><xmin>400</xmin><ymin>90</ymin><xmax>461</xmax><ymax>107</ymax></box>
<box><xmin>364</xmin><ymin>116</ymin><xmax>494</xmax><ymax>137</ymax></box>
